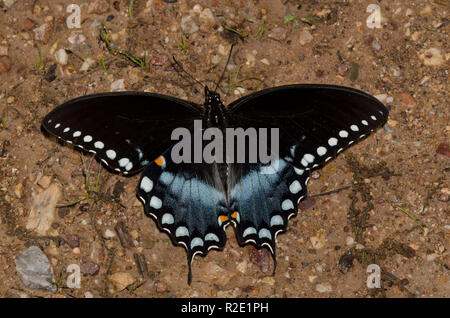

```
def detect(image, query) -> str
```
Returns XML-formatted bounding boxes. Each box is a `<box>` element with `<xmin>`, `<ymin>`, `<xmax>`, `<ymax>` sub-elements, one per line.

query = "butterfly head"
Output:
<box><xmin>204</xmin><ymin>86</ymin><xmax>222</xmax><ymax>105</ymax></box>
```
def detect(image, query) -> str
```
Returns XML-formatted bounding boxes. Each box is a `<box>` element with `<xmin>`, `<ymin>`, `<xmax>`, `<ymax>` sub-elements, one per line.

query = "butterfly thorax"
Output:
<box><xmin>204</xmin><ymin>87</ymin><xmax>228</xmax><ymax>129</ymax></box>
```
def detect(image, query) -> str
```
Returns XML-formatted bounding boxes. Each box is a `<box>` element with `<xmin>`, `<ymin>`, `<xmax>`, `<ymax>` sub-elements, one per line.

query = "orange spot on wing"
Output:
<box><xmin>231</xmin><ymin>211</ymin><xmax>238</xmax><ymax>219</ymax></box>
<box><xmin>220</xmin><ymin>215</ymin><xmax>228</xmax><ymax>223</ymax></box>
<box><xmin>155</xmin><ymin>156</ymin><xmax>165</xmax><ymax>166</ymax></box>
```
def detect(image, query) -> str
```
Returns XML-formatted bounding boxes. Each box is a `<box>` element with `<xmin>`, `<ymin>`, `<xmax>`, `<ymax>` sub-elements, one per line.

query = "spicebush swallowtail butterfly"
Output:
<box><xmin>42</xmin><ymin>84</ymin><xmax>388</xmax><ymax>284</ymax></box>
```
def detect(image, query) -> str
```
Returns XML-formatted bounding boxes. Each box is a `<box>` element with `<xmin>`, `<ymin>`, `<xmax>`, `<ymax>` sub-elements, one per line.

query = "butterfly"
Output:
<box><xmin>42</xmin><ymin>84</ymin><xmax>388</xmax><ymax>284</ymax></box>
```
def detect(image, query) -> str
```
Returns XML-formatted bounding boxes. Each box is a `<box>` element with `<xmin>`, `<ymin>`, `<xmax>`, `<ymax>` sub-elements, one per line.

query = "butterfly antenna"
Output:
<box><xmin>214</xmin><ymin>44</ymin><xmax>234</xmax><ymax>93</ymax></box>
<box><xmin>172</xmin><ymin>56</ymin><xmax>204</xmax><ymax>89</ymax></box>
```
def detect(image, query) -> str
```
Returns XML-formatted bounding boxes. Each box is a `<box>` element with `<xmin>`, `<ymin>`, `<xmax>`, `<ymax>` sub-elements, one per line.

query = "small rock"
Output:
<box><xmin>104</xmin><ymin>229</ymin><xmax>116</xmax><ymax>239</ymax></box>
<box><xmin>200</xmin><ymin>262</ymin><xmax>236</xmax><ymax>286</ymax></box>
<box><xmin>155</xmin><ymin>281</ymin><xmax>167</xmax><ymax>293</ymax></box>
<box><xmin>0</xmin><ymin>56</ymin><xmax>12</xmax><ymax>73</ymax></box>
<box><xmin>315</xmin><ymin>264</ymin><xmax>324</xmax><ymax>272</ymax></box>
<box><xmin>199</xmin><ymin>8</ymin><xmax>215</xmax><ymax>31</ymax></box>
<box><xmin>68</xmin><ymin>33</ymin><xmax>86</xmax><ymax>45</ymax></box>
<box><xmin>14</xmin><ymin>183</ymin><xmax>23</xmax><ymax>198</ymax></box>
<box><xmin>66</xmin><ymin>234</ymin><xmax>80</xmax><ymax>248</ymax></box>
<box><xmin>57</xmin><ymin>206</ymin><xmax>70</xmax><ymax>218</ymax></box>
<box><xmin>310</xmin><ymin>171</ymin><xmax>320</xmax><ymax>179</ymax></box>
<box><xmin>426</xmin><ymin>254</ymin><xmax>438</xmax><ymax>262</ymax></box>
<box><xmin>84</xmin><ymin>291</ymin><xmax>94</xmax><ymax>298</ymax></box>
<box><xmin>236</xmin><ymin>260</ymin><xmax>248</xmax><ymax>274</ymax></box>
<box><xmin>399</xmin><ymin>93</ymin><xmax>415</xmax><ymax>109</ymax></box>
<box><xmin>437</xmin><ymin>193</ymin><xmax>449</xmax><ymax>202</ymax></box>
<box><xmin>260</xmin><ymin>58</ymin><xmax>270</xmax><ymax>65</ymax></box>
<box><xmin>54</xmin><ymin>49</ymin><xmax>68</xmax><ymax>65</ymax></box>
<box><xmin>436</xmin><ymin>143</ymin><xmax>450</xmax><ymax>158</ymax></box>
<box><xmin>81</xmin><ymin>261</ymin><xmax>100</xmax><ymax>276</ymax></box>
<box><xmin>80</xmin><ymin>58</ymin><xmax>95</xmax><ymax>72</ymax></box>
<box><xmin>419</xmin><ymin>48</ymin><xmax>444</xmax><ymax>66</ymax></box>
<box><xmin>24</xmin><ymin>18</ymin><xmax>36</xmax><ymax>31</ymax></box>
<box><xmin>268</xmin><ymin>27</ymin><xmax>287</xmax><ymax>41</ymax></box>
<box><xmin>26</xmin><ymin>184</ymin><xmax>61</xmax><ymax>235</ymax></box>
<box><xmin>363</xmin><ymin>34</ymin><xmax>374</xmax><ymax>45</ymax></box>
<box><xmin>33</xmin><ymin>22</ymin><xmax>54</xmax><ymax>44</ymax></box>
<box><xmin>261</xmin><ymin>276</ymin><xmax>275</xmax><ymax>285</ymax></box>
<box><xmin>337</xmin><ymin>65</ymin><xmax>348</xmax><ymax>76</ymax></box>
<box><xmin>299</xmin><ymin>197</ymin><xmax>316</xmax><ymax>211</ymax></box>
<box><xmin>3</xmin><ymin>0</ymin><xmax>17</xmax><ymax>8</ymax></box>
<box><xmin>0</xmin><ymin>45</ymin><xmax>8</xmax><ymax>56</ymax></box>
<box><xmin>371</xmin><ymin>38</ymin><xmax>381</xmax><ymax>51</ymax></box>
<box><xmin>72</xmin><ymin>247</ymin><xmax>81</xmax><ymax>255</ymax></box>
<box><xmin>299</xmin><ymin>29</ymin><xmax>313</xmax><ymax>45</ymax></box>
<box><xmin>346</xmin><ymin>236</ymin><xmax>355</xmax><ymax>246</ymax></box>
<box><xmin>150</xmin><ymin>51</ymin><xmax>168</xmax><ymax>66</ymax></box>
<box><xmin>181</xmin><ymin>15</ymin><xmax>199</xmax><ymax>34</ymax></box>
<box><xmin>15</xmin><ymin>246</ymin><xmax>56</xmax><ymax>292</ymax></box>
<box><xmin>109</xmin><ymin>272</ymin><xmax>135</xmax><ymax>292</ymax></box>
<box><xmin>315</xmin><ymin>283</ymin><xmax>332</xmax><ymax>293</ymax></box>
<box><xmin>88</xmin><ymin>0</ymin><xmax>110</xmax><ymax>14</ymax></box>
<box><xmin>110</xmin><ymin>79</ymin><xmax>125</xmax><ymax>91</ymax></box>
<box><xmin>249</xmin><ymin>247</ymin><xmax>271</xmax><ymax>274</ymax></box>
<box><xmin>338</xmin><ymin>254</ymin><xmax>354</xmax><ymax>273</ymax></box>
<box><xmin>310</xmin><ymin>229</ymin><xmax>325</xmax><ymax>249</ymax></box>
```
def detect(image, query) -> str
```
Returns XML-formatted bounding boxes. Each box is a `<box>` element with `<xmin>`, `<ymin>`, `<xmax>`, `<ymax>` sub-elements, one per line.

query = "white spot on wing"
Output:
<box><xmin>258</xmin><ymin>228</ymin><xmax>272</xmax><ymax>240</ymax></box>
<box><xmin>175</xmin><ymin>226</ymin><xmax>189</xmax><ymax>237</ymax></box>
<box><xmin>149</xmin><ymin>196</ymin><xmax>162</xmax><ymax>209</ymax></box>
<box><xmin>161</xmin><ymin>213</ymin><xmax>174</xmax><ymax>225</ymax></box>
<box><xmin>317</xmin><ymin>146</ymin><xmax>327</xmax><ymax>156</ymax></box>
<box><xmin>94</xmin><ymin>141</ymin><xmax>104</xmax><ymax>149</ymax></box>
<box><xmin>270</xmin><ymin>215</ymin><xmax>284</xmax><ymax>227</ymax></box>
<box><xmin>289</xmin><ymin>180</ymin><xmax>302</xmax><ymax>194</ymax></box>
<box><xmin>83</xmin><ymin>135</ymin><xmax>93</xmax><ymax>142</ymax></box>
<box><xmin>140</xmin><ymin>176</ymin><xmax>153</xmax><ymax>193</ymax></box>
<box><xmin>328</xmin><ymin>137</ymin><xmax>338</xmax><ymax>146</ymax></box>
<box><xmin>350</xmin><ymin>125</ymin><xmax>359</xmax><ymax>131</ymax></box>
<box><xmin>243</xmin><ymin>227</ymin><xmax>257</xmax><ymax>237</ymax></box>
<box><xmin>106</xmin><ymin>150</ymin><xmax>116</xmax><ymax>160</ymax></box>
<box><xmin>339</xmin><ymin>130</ymin><xmax>348</xmax><ymax>138</ymax></box>
<box><xmin>73</xmin><ymin>131</ymin><xmax>81</xmax><ymax>137</ymax></box>
<box><xmin>205</xmin><ymin>233</ymin><xmax>220</xmax><ymax>242</ymax></box>
<box><xmin>281</xmin><ymin>199</ymin><xmax>294</xmax><ymax>211</ymax></box>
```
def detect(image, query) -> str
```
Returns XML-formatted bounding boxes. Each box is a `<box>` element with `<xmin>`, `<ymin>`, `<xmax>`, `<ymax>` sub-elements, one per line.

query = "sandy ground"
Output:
<box><xmin>0</xmin><ymin>0</ymin><xmax>448</xmax><ymax>298</ymax></box>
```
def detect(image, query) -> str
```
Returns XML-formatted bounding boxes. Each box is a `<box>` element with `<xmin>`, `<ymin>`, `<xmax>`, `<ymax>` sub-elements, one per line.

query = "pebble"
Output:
<box><xmin>310</xmin><ymin>229</ymin><xmax>325</xmax><ymax>249</ymax></box>
<box><xmin>308</xmin><ymin>275</ymin><xmax>317</xmax><ymax>283</ymax></box>
<box><xmin>181</xmin><ymin>15</ymin><xmax>199</xmax><ymax>34</ymax></box>
<box><xmin>72</xmin><ymin>247</ymin><xmax>81</xmax><ymax>255</ymax></box>
<box><xmin>249</xmin><ymin>247</ymin><xmax>271</xmax><ymax>274</ymax></box>
<box><xmin>346</xmin><ymin>236</ymin><xmax>355</xmax><ymax>246</ymax></box>
<box><xmin>310</xmin><ymin>171</ymin><xmax>320</xmax><ymax>179</ymax></box>
<box><xmin>80</xmin><ymin>261</ymin><xmax>100</xmax><ymax>276</ymax></box>
<box><xmin>15</xmin><ymin>246</ymin><xmax>57</xmax><ymax>292</ymax></box>
<box><xmin>200</xmin><ymin>262</ymin><xmax>236</xmax><ymax>286</ymax></box>
<box><xmin>33</xmin><ymin>22</ymin><xmax>54</xmax><ymax>44</ymax></box>
<box><xmin>315</xmin><ymin>283</ymin><xmax>332</xmax><ymax>293</ymax></box>
<box><xmin>298</xmin><ymin>30</ymin><xmax>313</xmax><ymax>45</ymax></box>
<box><xmin>104</xmin><ymin>229</ymin><xmax>116</xmax><ymax>239</ymax></box>
<box><xmin>236</xmin><ymin>260</ymin><xmax>248</xmax><ymax>274</ymax></box>
<box><xmin>338</xmin><ymin>254</ymin><xmax>354</xmax><ymax>273</ymax></box>
<box><xmin>419</xmin><ymin>48</ymin><xmax>444</xmax><ymax>66</ymax></box>
<box><xmin>68</xmin><ymin>33</ymin><xmax>86</xmax><ymax>45</ymax></box>
<box><xmin>299</xmin><ymin>197</ymin><xmax>316</xmax><ymax>211</ymax></box>
<box><xmin>66</xmin><ymin>234</ymin><xmax>80</xmax><ymax>248</ymax></box>
<box><xmin>88</xmin><ymin>0</ymin><xmax>110</xmax><ymax>14</ymax></box>
<box><xmin>109</xmin><ymin>272</ymin><xmax>135</xmax><ymax>292</ymax></box>
<box><xmin>0</xmin><ymin>56</ymin><xmax>12</xmax><ymax>73</ymax></box>
<box><xmin>436</xmin><ymin>143</ymin><xmax>450</xmax><ymax>158</ymax></box>
<box><xmin>155</xmin><ymin>281</ymin><xmax>167</xmax><ymax>293</ymax></box>
<box><xmin>268</xmin><ymin>27</ymin><xmax>287</xmax><ymax>41</ymax></box>
<box><xmin>26</xmin><ymin>184</ymin><xmax>61</xmax><ymax>235</ymax></box>
<box><xmin>84</xmin><ymin>291</ymin><xmax>94</xmax><ymax>298</ymax></box>
<box><xmin>399</xmin><ymin>93</ymin><xmax>415</xmax><ymax>109</ymax></box>
<box><xmin>199</xmin><ymin>8</ymin><xmax>215</xmax><ymax>31</ymax></box>
<box><xmin>54</xmin><ymin>49</ymin><xmax>68</xmax><ymax>65</ymax></box>
<box><xmin>24</xmin><ymin>18</ymin><xmax>35</xmax><ymax>31</ymax></box>
<box><xmin>111</xmin><ymin>79</ymin><xmax>125</xmax><ymax>91</ymax></box>
<box><xmin>0</xmin><ymin>45</ymin><xmax>8</xmax><ymax>56</ymax></box>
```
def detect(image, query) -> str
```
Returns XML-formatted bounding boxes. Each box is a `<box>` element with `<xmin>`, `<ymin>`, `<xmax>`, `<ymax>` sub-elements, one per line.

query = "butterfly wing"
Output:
<box><xmin>229</xmin><ymin>84</ymin><xmax>388</xmax><ymax>170</ymax></box>
<box><xmin>227</xmin><ymin>84</ymin><xmax>388</xmax><ymax>254</ymax></box>
<box><xmin>228</xmin><ymin>160</ymin><xmax>309</xmax><ymax>258</ymax></box>
<box><xmin>42</xmin><ymin>92</ymin><xmax>202</xmax><ymax>175</ymax></box>
<box><xmin>136</xmin><ymin>148</ymin><xmax>229</xmax><ymax>284</ymax></box>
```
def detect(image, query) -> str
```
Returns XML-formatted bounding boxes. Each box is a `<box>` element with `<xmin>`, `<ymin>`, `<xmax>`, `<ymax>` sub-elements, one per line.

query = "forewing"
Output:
<box><xmin>229</xmin><ymin>84</ymin><xmax>388</xmax><ymax>170</ymax></box>
<box><xmin>42</xmin><ymin>92</ymin><xmax>202</xmax><ymax>175</ymax></box>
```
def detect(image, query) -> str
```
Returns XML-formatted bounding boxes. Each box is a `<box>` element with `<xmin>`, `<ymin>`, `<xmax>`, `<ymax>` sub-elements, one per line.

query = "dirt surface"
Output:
<box><xmin>0</xmin><ymin>0</ymin><xmax>448</xmax><ymax>298</ymax></box>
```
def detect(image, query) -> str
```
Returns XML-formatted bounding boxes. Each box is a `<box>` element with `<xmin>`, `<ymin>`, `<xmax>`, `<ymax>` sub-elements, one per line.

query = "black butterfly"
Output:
<box><xmin>42</xmin><ymin>84</ymin><xmax>388</xmax><ymax>284</ymax></box>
